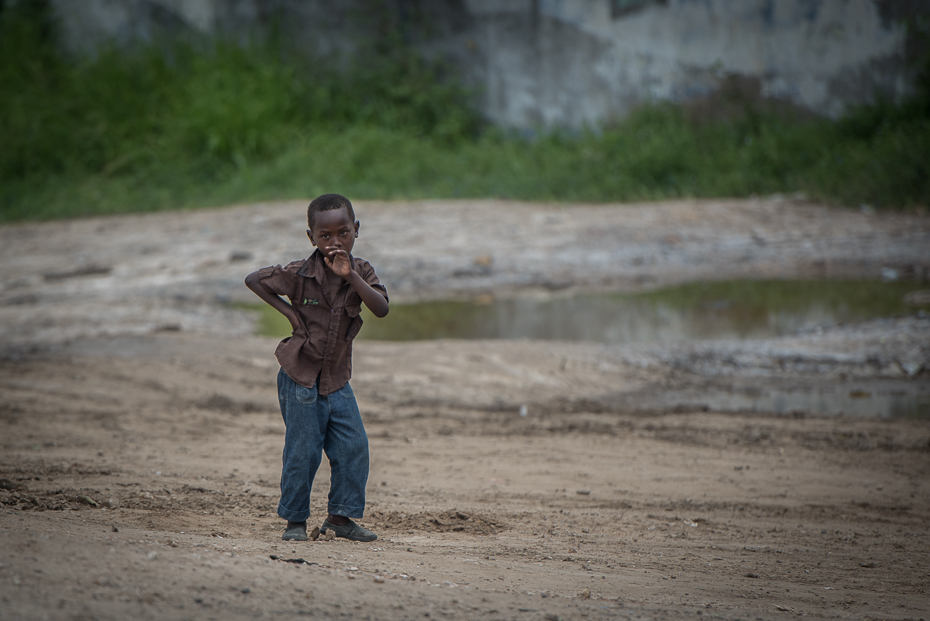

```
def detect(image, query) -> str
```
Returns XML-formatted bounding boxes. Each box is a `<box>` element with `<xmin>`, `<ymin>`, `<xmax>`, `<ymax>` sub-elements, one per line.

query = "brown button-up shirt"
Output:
<box><xmin>256</xmin><ymin>250</ymin><xmax>388</xmax><ymax>395</ymax></box>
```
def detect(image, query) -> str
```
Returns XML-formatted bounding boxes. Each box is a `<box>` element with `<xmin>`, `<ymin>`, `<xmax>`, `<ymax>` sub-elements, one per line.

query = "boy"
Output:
<box><xmin>244</xmin><ymin>193</ymin><xmax>389</xmax><ymax>542</ymax></box>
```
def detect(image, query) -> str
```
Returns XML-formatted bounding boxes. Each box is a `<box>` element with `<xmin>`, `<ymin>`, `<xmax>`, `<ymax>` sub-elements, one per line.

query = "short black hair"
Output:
<box><xmin>307</xmin><ymin>193</ymin><xmax>355</xmax><ymax>229</ymax></box>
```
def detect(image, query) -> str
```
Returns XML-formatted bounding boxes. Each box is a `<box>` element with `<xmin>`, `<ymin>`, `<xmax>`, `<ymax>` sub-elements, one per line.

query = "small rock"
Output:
<box><xmin>900</xmin><ymin>362</ymin><xmax>923</xmax><ymax>377</ymax></box>
<box><xmin>577</xmin><ymin>588</ymin><xmax>591</xmax><ymax>599</ymax></box>
<box><xmin>241</xmin><ymin>588</ymin><xmax>250</xmax><ymax>594</ymax></box>
<box><xmin>309</xmin><ymin>526</ymin><xmax>320</xmax><ymax>540</ymax></box>
<box><xmin>44</xmin><ymin>265</ymin><xmax>111</xmax><ymax>281</ymax></box>
<box><xmin>230</xmin><ymin>251</ymin><xmax>253</xmax><ymax>262</ymax></box>
<box><xmin>859</xmin><ymin>561</ymin><xmax>876</xmax><ymax>568</ymax></box>
<box><xmin>473</xmin><ymin>254</ymin><xmax>493</xmax><ymax>268</ymax></box>
<box><xmin>324</xmin><ymin>530</ymin><xmax>335</xmax><ymax>541</ymax></box>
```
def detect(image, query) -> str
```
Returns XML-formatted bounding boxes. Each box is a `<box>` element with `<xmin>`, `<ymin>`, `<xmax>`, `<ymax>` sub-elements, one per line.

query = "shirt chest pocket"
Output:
<box><xmin>344</xmin><ymin>300</ymin><xmax>364</xmax><ymax>341</ymax></box>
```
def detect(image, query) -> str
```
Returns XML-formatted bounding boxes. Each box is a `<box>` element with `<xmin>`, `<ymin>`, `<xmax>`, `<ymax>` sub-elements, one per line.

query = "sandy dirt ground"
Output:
<box><xmin>1</xmin><ymin>197</ymin><xmax>929</xmax><ymax>621</ymax></box>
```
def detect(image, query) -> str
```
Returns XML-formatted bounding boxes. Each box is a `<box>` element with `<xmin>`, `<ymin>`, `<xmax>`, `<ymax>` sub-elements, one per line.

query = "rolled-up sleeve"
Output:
<box><xmin>257</xmin><ymin>263</ymin><xmax>300</xmax><ymax>299</ymax></box>
<box><xmin>357</xmin><ymin>260</ymin><xmax>388</xmax><ymax>303</ymax></box>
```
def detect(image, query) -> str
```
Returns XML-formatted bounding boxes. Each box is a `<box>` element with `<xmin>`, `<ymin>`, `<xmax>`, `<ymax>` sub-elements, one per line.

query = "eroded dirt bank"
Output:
<box><xmin>1</xmin><ymin>199</ymin><xmax>929</xmax><ymax>621</ymax></box>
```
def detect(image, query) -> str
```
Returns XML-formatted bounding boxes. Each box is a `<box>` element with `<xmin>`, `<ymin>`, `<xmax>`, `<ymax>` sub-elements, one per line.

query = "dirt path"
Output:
<box><xmin>1</xmin><ymin>198</ymin><xmax>929</xmax><ymax>620</ymax></box>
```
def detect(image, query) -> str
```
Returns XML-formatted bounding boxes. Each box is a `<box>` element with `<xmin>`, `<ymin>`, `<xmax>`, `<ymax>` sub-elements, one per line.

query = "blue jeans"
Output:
<box><xmin>276</xmin><ymin>369</ymin><xmax>369</xmax><ymax>522</ymax></box>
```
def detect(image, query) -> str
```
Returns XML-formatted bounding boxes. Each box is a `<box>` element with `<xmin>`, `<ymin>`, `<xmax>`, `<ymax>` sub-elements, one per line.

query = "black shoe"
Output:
<box><xmin>320</xmin><ymin>518</ymin><xmax>377</xmax><ymax>542</ymax></box>
<box><xmin>282</xmin><ymin>521</ymin><xmax>308</xmax><ymax>541</ymax></box>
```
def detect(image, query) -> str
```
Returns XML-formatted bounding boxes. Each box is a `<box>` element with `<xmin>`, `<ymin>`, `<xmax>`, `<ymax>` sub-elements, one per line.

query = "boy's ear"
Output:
<box><xmin>354</xmin><ymin>220</ymin><xmax>360</xmax><ymax>238</ymax></box>
<box><xmin>306</xmin><ymin>229</ymin><xmax>317</xmax><ymax>246</ymax></box>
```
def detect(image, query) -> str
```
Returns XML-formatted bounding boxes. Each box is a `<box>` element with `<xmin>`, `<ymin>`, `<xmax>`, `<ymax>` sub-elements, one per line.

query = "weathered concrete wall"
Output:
<box><xmin>49</xmin><ymin>0</ymin><xmax>925</xmax><ymax>128</ymax></box>
<box><xmin>49</xmin><ymin>0</ymin><xmax>372</xmax><ymax>60</ymax></box>
<box><xmin>431</xmin><ymin>0</ymin><xmax>919</xmax><ymax>125</ymax></box>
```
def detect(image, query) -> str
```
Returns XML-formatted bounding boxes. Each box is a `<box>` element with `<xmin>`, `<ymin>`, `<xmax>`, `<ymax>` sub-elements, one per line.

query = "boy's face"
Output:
<box><xmin>307</xmin><ymin>207</ymin><xmax>359</xmax><ymax>256</ymax></box>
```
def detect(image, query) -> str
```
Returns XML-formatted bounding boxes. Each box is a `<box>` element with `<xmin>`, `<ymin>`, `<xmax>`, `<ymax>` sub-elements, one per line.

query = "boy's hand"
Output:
<box><xmin>319</xmin><ymin>248</ymin><xmax>389</xmax><ymax>318</ymax></box>
<box><xmin>323</xmin><ymin>247</ymin><xmax>352</xmax><ymax>279</ymax></box>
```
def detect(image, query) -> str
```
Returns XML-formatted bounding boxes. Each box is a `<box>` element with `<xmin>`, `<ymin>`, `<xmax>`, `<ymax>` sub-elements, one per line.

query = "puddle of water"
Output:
<box><xmin>241</xmin><ymin>279</ymin><xmax>928</xmax><ymax>342</ymax></box>
<box><xmin>238</xmin><ymin>280</ymin><xmax>929</xmax><ymax>419</ymax></box>
<box><xmin>358</xmin><ymin>280</ymin><xmax>929</xmax><ymax>343</ymax></box>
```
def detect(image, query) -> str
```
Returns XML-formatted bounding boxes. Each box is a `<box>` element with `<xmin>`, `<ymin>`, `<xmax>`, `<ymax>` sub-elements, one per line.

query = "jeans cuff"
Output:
<box><xmin>277</xmin><ymin>501</ymin><xmax>311</xmax><ymax>523</ymax></box>
<box><xmin>327</xmin><ymin>502</ymin><xmax>364</xmax><ymax>519</ymax></box>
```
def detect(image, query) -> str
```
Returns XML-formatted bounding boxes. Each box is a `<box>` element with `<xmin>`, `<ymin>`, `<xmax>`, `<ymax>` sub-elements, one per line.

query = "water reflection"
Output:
<box><xmin>240</xmin><ymin>280</ymin><xmax>929</xmax><ymax>419</ymax></box>
<box><xmin>360</xmin><ymin>280</ymin><xmax>928</xmax><ymax>343</ymax></box>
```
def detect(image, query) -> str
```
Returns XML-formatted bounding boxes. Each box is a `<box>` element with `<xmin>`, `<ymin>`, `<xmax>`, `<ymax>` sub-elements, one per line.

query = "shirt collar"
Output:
<box><xmin>297</xmin><ymin>249</ymin><xmax>356</xmax><ymax>280</ymax></box>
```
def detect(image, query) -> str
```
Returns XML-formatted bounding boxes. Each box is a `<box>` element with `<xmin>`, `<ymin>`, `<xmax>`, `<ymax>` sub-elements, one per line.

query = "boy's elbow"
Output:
<box><xmin>245</xmin><ymin>273</ymin><xmax>266</xmax><ymax>297</ymax></box>
<box><xmin>372</xmin><ymin>300</ymin><xmax>389</xmax><ymax>318</ymax></box>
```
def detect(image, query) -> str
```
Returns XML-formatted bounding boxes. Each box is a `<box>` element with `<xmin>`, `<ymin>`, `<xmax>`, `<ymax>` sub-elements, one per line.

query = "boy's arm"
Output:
<box><xmin>244</xmin><ymin>270</ymin><xmax>302</xmax><ymax>331</ymax></box>
<box><xmin>345</xmin><ymin>270</ymin><xmax>390</xmax><ymax>318</ymax></box>
<box><xmin>324</xmin><ymin>250</ymin><xmax>390</xmax><ymax>318</ymax></box>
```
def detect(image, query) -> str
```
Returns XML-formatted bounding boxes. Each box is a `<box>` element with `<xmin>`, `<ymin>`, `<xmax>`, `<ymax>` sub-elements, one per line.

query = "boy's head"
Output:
<box><xmin>307</xmin><ymin>193</ymin><xmax>355</xmax><ymax>230</ymax></box>
<box><xmin>306</xmin><ymin>193</ymin><xmax>360</xmax><ymax>254</ymax></box>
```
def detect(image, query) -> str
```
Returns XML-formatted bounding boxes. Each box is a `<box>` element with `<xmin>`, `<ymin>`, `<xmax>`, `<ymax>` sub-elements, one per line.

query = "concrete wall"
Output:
<box><xmin>49</xmin><ymin>0</ymin><xmax>925</xmax><ymax>128</ymax></box>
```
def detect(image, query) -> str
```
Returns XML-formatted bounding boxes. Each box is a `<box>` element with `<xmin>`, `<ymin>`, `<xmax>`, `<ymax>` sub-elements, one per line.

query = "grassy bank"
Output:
<box><xmin>1</xmin><ymin>4</ymin><xmax>928</xmax><ymax>222</ymax></box>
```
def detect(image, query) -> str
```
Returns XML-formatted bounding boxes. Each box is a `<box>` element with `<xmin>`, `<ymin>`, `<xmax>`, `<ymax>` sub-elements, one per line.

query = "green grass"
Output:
<box><xmin>1</xmin><ymin>2</ymin><xmax>928</xmax><ymax>223</ymax></box>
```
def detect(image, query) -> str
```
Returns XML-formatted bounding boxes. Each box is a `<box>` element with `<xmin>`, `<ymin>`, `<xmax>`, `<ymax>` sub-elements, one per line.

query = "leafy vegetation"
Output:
<box><xmin>1</xmin><ymin>2</ymin><xmax>928</xmax><ymax>222</ymax></box>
